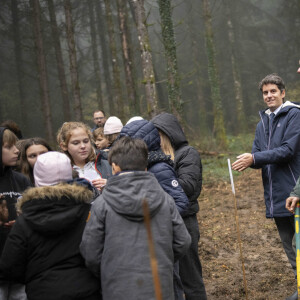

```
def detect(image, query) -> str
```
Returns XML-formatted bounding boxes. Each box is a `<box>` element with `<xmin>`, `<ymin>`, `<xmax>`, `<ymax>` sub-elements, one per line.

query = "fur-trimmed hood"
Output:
<box><xmin>17</xmin><ymin>183</ymin><xmax>93</xmax><ymax>235</ymax></box>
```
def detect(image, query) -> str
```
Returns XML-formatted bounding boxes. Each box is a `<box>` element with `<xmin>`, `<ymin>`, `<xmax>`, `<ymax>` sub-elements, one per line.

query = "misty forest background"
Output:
<box><xmin>1</xmin><ymin>0</ymin><xmax>300</xmax><ymax>149</ymax></box>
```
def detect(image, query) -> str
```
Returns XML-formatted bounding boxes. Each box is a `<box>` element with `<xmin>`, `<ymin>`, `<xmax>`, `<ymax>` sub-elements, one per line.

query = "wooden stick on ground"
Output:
<box><xmin>143</xmin><ymin>199</ymin><xmax>163</xmax><ymax>300</ymax></box>
<box><xmin>228</xmin><ymin>159</ymin><xmax>249</xmax><ymax>300</ymax></box>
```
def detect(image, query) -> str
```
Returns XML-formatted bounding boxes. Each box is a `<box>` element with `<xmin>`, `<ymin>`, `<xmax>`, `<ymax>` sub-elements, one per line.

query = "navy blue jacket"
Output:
<box><xmin>95</xmin><ymin>152</ymin><xmax>112</xmax><ymax>179</ymax></box>
<box><xmin>120</xmin><ymin>120</ymin><xmax>189</xmax><ymax>216</ymax></box>
<box><xmin>251</xmin><ymin>101</ymin><xmax>300</xmax><ymax>218</ymax></box>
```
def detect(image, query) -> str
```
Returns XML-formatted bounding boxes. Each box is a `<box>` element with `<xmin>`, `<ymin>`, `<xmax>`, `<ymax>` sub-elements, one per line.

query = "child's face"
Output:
<box><xmin>67</xmin><ymin>128</ymin><xmax>92</xmax><ymax>166</ymax></box>
<box><xmin>2</xmin><ymin>143</ymin><xmax>19</xmax><ymax>167</ymax></box>
<box><xmin>26</xmin><ymin>144</ymin><xmax>49</xmax><ymax>169</ymax></box>
<box><xmin>95</xmin><ymin>136</ymin><xmax>109</xmax><ymax>150</ymax></box>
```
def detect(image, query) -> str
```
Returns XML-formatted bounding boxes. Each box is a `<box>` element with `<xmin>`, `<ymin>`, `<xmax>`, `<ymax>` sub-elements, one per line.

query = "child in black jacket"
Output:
<box><xmin>0</xmin><ymin>127</ymin><xmax>32</xmax><ymax>300</ymax></box>
<box><xmin>0</xmin><ymin>151</ymin><xmax>100</xmax><ymax>300</ymax></box>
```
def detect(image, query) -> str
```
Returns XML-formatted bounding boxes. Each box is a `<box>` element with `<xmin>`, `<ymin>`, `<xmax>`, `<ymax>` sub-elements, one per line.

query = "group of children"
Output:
<box><xmin>0</xmin><ymin>113</ymin><xmax>207</xmax><ymax>300</ymax></box>
<box><xmin>2</xmin><ymin>112</ymin><xmax>300</xmax><ymax>300</ymax></box>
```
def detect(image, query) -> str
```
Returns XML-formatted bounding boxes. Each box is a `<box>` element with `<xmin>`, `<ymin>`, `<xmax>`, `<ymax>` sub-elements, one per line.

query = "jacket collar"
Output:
<box><xmin>262</xmin><ymin>101</ymin><xmax>300</xmax><ymax>118</ymax></box>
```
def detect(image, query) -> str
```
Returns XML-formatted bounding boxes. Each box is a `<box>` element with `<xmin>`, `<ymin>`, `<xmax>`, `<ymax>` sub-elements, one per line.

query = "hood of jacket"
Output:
<box><xmin>119</xmin><ymin>120</ymin><xmax>160</xmax><ymax>151</ymax></box>
<box><xmin>260</xmin><ymin>100</ymin><xmax>300</xmax><ymax>118</ymax></box>
<box><xmin>258</xmin><ymin>101</ymin><xmax>300</xmax><ymax>138</ymax></box>
<box><xmin>151</xmin><ymin>113</ymin><xmax>188</xmax><ymax>150</ymax></box>
<box><xmin>102</xmin><ymin>171</ymin><xmax>165</xmax><ymax>222</ymax></box>
<box><xmin>17</xmin><ymin>183</ymin><xmax>93</xmax><ymax>234</ymax></box>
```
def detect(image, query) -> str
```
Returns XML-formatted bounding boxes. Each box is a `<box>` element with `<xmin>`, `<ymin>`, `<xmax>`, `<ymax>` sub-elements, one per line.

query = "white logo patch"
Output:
<box><xmin>172</xmin><ymin>180</ymin><xmax>179</xmax><ymax>187</ymax></box>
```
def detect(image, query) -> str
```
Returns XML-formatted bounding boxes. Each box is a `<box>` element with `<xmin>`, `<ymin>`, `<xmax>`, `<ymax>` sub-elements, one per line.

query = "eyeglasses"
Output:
<box><xmin>94</xmin><ymin>117</ymin><xmax>105</xmax><ymax>120</ymax></box>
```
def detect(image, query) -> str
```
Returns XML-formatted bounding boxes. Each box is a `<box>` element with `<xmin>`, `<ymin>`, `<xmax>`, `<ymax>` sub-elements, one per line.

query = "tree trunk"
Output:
<box><xmin>95</xmin><ymin>0</ymin><xmax>114</xmax><ymax>115</ymax></box>
<box><xmin>47</xmin><ymin>0</ymin><xmax>71</xmax><ymax>121</ymax></box>
<box><xmin>64</xmin><ymin>0</ymin><xmax>83</xmax><ymax>121</ymax></box>
<box><xmin>11</xmin><ymin>0</ymin><xmax>27</xmax><ymax>133</ymax></box>
<box><xmin>117</xmin><ymin>0</ymin><xmax>139</xmax><ymax>116</ymax></box>
<box><xmin>103</xmin><ymin>0</ymin><xmax>124</xmax><ymax>121</ymax></box>
<box><xmin>88</xmin><ymin>0</ymin><xmax>104</xmax><ymax>110</ymax></box>
<box><xmin>202</xmin><ymin>0</ymin><xmax>227</xmax><ymax>148</ymax></box>
<box><xmin>158</xmin><ymin>0</ymin><xmax>182</xmax><ymax>121</ymax></box>
<box><xmin>129</xmin><ymin>0</ymin><xmax>158</xmax><ymax>118</ymax></box>
<box><xmin>187</xmin><ymin>23</ymin><xmax>208</xmax><ymax>134</ymax></box>
<box><xmin>225</xmin><ymin>2</ymin><xmax>246</xmax><ymax>133</ymax></box>
<box><xmin>30</xmin><ymin>0</ymin><xmax>54</xmax><ymax>143</ymax></box>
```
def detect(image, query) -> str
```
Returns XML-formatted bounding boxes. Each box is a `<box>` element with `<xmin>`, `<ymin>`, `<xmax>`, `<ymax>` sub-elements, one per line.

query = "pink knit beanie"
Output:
<box><xmin>104</xmin><ymin>116</ymin><xmax>123</xmax><ymax>135</ymax></box>
<box><xmin>34</xmin><ymin>151</ymin><xmax>73</xmax><ymax>187</ymax></box>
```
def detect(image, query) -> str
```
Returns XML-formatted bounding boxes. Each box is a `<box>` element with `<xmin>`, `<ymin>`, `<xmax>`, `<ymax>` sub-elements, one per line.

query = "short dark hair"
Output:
<box><xmin>259</xmin><ymin>73</ymin><xmax>285</xmax><ymax>93</ymax></box>
<box><xmin>93</xmin><ymin>110</ymin><xmax>105</xmax><ymax>117</ymax></box>
<box><xmin>108</xmin><ymin>136</ymin><xmax>148</xmax><ymax>171</ymax></box>
<box><xmin>0</xmin><ymin>120</ymin><xmax>22</xmax><ymax>139</ymax></box>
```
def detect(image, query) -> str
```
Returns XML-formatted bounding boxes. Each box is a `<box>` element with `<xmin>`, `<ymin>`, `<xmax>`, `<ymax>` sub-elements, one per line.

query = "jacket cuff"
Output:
<box><xmin>290</xmin><ymin>192</ymin><xmax>300</xmax><ymax>198</ymax></box>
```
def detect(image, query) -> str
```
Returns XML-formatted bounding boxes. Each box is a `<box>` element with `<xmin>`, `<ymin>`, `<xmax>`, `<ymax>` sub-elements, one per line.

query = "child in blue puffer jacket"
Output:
<box><xmin>120</xmin><ymin>119</ymin><xmax>188</xmax><ymax>215</ymax></box>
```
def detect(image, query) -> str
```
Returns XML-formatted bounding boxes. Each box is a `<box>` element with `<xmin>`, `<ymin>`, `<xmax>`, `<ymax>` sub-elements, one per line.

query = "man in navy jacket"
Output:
<box><xmin>232</xmin><ymin>74</ymin><xmax>300</xmax><ymax>300</ymax></box>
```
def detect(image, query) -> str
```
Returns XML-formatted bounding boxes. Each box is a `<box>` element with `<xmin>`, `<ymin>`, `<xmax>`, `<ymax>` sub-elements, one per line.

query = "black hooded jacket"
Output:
<box><xmin>0</xmin><ymin>127</ymin><xmax>32</xmax><ymax>257</ymax></box>
<box><xmin>151</xmin><ymin>113</ymin><xmax>202</xmax><ymax>216</ymax></box>
<box><xmin>0</xmin><ymin>183</ymin><xmax>100</xmax><ymax>300</ymax></box>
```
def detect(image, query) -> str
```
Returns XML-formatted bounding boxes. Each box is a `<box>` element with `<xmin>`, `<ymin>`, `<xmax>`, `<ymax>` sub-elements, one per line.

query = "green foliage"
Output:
<box><xmin>227</xmin><ymin>134</ymin><xmax>254</xmax><ymax>154</ymax></box>
<box><xmin>202</xmin><ymin>155</ymin><xmax>231</xmax><ymax>185</ymax></box>
<box><xmin>287</xmin><ymin>82</ymin><xmax>300</xmax><ymax>102</ymax></box>
<box><xmin>199</xmin><ymin>133</ymin><xmax>254</xmax><ymax>185</ymax></box>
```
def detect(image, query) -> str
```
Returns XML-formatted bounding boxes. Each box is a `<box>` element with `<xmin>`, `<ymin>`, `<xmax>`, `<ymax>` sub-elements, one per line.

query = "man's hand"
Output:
<box><xmin>231</xmin><ymin>153</ymin><xmax>253</xmax><ymax>172</ymax></box>
<box><xmin>286</xmin><ymin>196</ymin><xmax>300</xmax><ymax>214</ymax></box>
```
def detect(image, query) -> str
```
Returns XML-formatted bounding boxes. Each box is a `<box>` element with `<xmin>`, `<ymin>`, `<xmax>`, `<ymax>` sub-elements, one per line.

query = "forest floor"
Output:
<box><xmin>198</xmin><ymin>168</ymin><xmax>296</xmax><ymax>300</ymax></box>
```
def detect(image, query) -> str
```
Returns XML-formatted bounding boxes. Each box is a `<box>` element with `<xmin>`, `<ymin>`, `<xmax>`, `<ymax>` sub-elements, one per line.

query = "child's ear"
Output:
<box><xmin>112</xmin><ymin>163</ymin><xmax>121</xmax><ymax>175</ymax></box>
<box><xmin>60</xmin><ymin>143</ymin><xmax>67</xmax><ymax>152</ymax></box>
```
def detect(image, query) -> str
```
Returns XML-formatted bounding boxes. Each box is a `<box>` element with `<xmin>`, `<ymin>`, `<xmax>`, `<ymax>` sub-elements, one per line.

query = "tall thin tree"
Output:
<box><xmin>203</xmin><ymin>0</ymin><xmax>227</xmax><ymax>148</ymax></box>
<box><xmin>103</xmin><ymin>0</ymin><xmax>124</xmax><ymax>121</ymax></box>
<box><xmin>64</xmin><ymin>0</ymin><xmax>83</xmax><ymax>121</ymax></box>
<box><xmin>95</xmin><ymin>0</ymin><xmax>113</xmax><ymax>114</ymax></box>
<box><xmin>158</xmin><ymin>0</ymin><xmax>182</xmax><ymax>121</ymax></box>
<box><xmin>129</xmin><ymin>0</ymin><xmax>158</xmax><ymax>118</ymax></box>
<box><xmin>184</xmin><ymin>2</ymin><xmax>208</xmax><ymax>134</ymax></box>
<box><xmin>88</xmin><ymin>0</ymin><xmax>104</xmax><ymax>110</ymax></box>
<box><xmin>11</xmin><ymin>0</ymin><xmax>28</xmax><ymax>132</ymax></box>
<box><xmin>30</xmin><ymin>0</ymin><xmax>55</xmax><ymax>142</ymax></box>
<box><xmin>225</xmin><ymin>1</ymin><xmax>246</xmax><ymax>133</ymax></box>
<box><xmin>47</xmin><ymin>0</ymin><xmax>71</xmax><ymax>121</ymax></box>
<box><xmin>117</xmin><ymin>0</ymin><xmax>139</xmax><ymax>115</ymax></box>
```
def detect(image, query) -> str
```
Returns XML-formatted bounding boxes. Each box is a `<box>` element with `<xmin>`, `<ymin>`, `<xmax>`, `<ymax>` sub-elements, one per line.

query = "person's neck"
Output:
<box><xmin>74</xmin><ymin>160</ymin><xmax>86</xmax><ymax>169</ymax></box>
<box><xmin>270</xmin><ymin>104</ymin><xmax>283</xmax><ymax>114</ymax></box>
